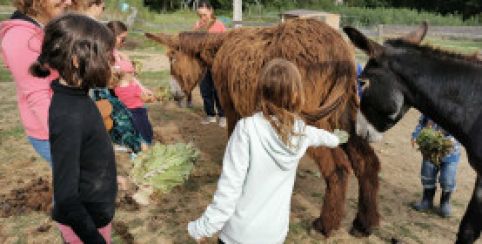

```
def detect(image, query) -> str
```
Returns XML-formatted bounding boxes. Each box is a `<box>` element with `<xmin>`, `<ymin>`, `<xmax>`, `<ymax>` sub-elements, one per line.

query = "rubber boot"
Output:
<box><xmin>439</xmin><ymin>191</ymin><xmax>452</xmax><ymax>217</ymax></box>
<box><xmin>413</xmin><ymin>188</ymin><xmax>436</xmax><ymax>211</ymax></box>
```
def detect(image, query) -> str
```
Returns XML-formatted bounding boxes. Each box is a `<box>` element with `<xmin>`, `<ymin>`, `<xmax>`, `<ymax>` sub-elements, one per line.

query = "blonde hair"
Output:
<box><xmin>256</xmin><ymin>58</ymin><xmax>304</xmax><ymax>147</ymax></box>
<box><xmin>13</xmin><ymin>0</ymin><xmax>50</xmax><ymax>17</ymax></box>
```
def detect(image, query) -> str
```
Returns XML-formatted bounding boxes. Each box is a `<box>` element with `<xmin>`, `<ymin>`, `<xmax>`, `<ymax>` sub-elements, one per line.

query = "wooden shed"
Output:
<box><xmin>281</xmin><ymin>9</ymin><xmax>340</xmax><ymax>30</ymax></box>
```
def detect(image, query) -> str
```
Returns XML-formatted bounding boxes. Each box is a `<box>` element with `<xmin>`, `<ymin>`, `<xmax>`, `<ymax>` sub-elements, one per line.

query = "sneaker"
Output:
<box><xmin>218</xmin><ymin>117</ymin><xmax>227</xmax><ymax>128</ymax></box>
<box><xmin>201</xmin><ymin>116</ymin><xmax>217</xmax><ymax>125</ymax></box>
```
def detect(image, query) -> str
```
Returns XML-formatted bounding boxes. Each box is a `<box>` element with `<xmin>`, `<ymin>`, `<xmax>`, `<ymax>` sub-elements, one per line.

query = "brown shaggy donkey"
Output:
<box><xmin>146</xmin><ymin>19</ymin><xmax>381</xmax><ymax>237</ymax></box>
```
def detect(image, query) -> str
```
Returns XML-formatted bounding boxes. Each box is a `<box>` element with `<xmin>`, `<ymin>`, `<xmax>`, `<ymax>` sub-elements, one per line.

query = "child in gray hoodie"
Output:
<box><xmin>188</xmin><ymin>58</ymin><xmax>348</xmax><ymax>244</ymax></box>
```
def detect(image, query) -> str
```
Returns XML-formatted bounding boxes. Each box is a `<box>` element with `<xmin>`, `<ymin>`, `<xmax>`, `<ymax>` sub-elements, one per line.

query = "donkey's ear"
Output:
<box><xmin>145</xmin><ymin>32</ymin><xmax>179</xmax><ymax>49</ymax></box>
<box><xmin>343</xmin><ymin>26</ymin><xmax>383</xmax><ymax>57</ymax></box>
<box><xmin>401</xmin><ymin>21</ymin><xmax>428</xmax><ymax>44</ymax></box>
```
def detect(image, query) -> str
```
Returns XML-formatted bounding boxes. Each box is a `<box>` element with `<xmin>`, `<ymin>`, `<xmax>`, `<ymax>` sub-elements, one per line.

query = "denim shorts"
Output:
<box><xmin>27</xmin><ymin>137</ymin><xmax>52</xmax><ymax>167</ymax></box>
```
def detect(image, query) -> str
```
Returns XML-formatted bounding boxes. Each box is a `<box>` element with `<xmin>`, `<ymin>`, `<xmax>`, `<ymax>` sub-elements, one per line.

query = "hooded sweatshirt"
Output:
<box><xmin>0</xmin><ymin>11</ymin><xmax>58</xmax><ymax>140</ymax></box>
<box><xmin>188</xmin><ymin>112</ymin><xmax>340</xmax><ymax>244</ymax></box>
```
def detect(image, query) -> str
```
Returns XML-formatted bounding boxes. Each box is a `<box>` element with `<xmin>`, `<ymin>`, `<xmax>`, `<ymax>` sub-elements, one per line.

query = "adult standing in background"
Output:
<box><xmin>0</xmin><ymin>0</ymin><xmax>72</xmax><ymax>165</ymax></box>
<box><xmin>193</xmin><ymin>0</ymin><xmax>227</xmax><ymax>127</ymax></box>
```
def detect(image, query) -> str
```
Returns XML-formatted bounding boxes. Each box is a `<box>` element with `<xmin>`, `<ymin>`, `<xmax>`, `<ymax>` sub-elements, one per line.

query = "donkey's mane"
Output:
<box><xmin>386</xmin><ymin>39</ymin><xmax>482</xmax><ymax>66</ymax></box>
<box><xmin>178</xmin><ymin>31</ymin><xmax>227</xmax><ymax>56</ymax></box>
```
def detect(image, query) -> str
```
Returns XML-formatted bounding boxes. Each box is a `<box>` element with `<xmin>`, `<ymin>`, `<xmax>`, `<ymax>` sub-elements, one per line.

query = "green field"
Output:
<box><xmin>0</xmin><ymin>60</ymin><xmax>11</xmax><ymax>82</ymax></box>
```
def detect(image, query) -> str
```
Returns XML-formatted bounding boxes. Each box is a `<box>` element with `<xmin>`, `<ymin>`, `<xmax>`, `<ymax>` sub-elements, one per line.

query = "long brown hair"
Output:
<box><xmin>106</xmin><ymin>21</ymin><xmax>128</xmax><ymax>37</ymax></box>
<box><xmin>29</xmin><ymin>13</ymin><xmax>115</xmax><ymax>89</ymax></box>
<box><xmin>256</xmin><ymin>58</ymin><xmax>305</xmax><ymax>147</ymax></box>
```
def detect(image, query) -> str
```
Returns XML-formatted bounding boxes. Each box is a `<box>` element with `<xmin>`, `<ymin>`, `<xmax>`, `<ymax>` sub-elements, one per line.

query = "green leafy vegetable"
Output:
<box><xmin>130</xmin><ymin>143</ymin><xmax>199</xmax><ymax>194</ymax></box>
<box><xmin>415</xmin><ymin>128</ymin><xmax>453</xmax><ymax>167</ymax></box>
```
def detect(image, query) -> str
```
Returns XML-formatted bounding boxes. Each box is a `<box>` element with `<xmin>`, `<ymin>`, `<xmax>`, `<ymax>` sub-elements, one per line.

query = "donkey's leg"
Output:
<box><xmin>218</xmin><ymin>95</ymin><xmax>240</xmax><ymax>136</ymax></box>
<box><xmin>309</xmin><ymin>147</ymin><xmax>351</xmax><ymax>236</ymax></box>
<box><xmin>456</xmin><ymin>174</ymin><xmax>482</xmax><ymax>244</ymax></box>
<box><xmin>344</xmin><ymin>135</ymin><xmax>381</xmax><ymax>237</ymax></box>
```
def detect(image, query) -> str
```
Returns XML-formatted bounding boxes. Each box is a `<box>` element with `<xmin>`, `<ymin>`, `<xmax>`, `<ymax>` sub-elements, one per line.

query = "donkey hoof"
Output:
<box><xmin>311</xmin><ymin>218</ymin><xmax>333</xmax><ymax>237</ymax></box>
<box><xmin>308</xmin><ymin>227</ymin><xmax>325</xmax><ymax>239</ymax></box>
<box><xmin>349</xmin><ymin>225</ymin><xmax>373</xmax><ymax>237</ymax></box>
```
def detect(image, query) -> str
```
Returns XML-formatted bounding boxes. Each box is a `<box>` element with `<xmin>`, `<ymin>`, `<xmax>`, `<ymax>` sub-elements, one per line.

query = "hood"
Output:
<box><xmin>252</xmin><ymin>112</ymin><xmax>308</xmax><ymax>171</ymax></box>
<box><xmin>0</xmin><ymin>10</ymin><xmax>41</xmax><ymax>39</ymax></box>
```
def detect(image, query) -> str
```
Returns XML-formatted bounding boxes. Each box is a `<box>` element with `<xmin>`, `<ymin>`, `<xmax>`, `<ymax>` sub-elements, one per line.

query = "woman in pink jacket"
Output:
<box><xmin>0</xmin><ymin>0</ymin><xmax>71</xmax><ymax>165</ymax></box>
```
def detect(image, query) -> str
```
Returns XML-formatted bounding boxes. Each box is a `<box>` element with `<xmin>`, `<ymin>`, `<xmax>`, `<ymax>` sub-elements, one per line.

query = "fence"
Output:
<box><xmin>359</xmin><ymin>25</ymin><xmax>482</xmax><ymax>40</ymax></box>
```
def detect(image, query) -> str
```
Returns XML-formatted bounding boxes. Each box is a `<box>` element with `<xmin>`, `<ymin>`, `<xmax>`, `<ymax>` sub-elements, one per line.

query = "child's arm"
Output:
<box><xmin>50</xmin><ymin>115</ymin><xmax>106</xmax><ymax>244</ymax></box>
<box><xmin>188</xmin><ymin>120</ymin><xmax>250</xmax><ymax>240</ymax></box>
<box><xmin>412</xmin><ymin>114</ymin><xmax>427</xmax><ymax>140</ymax></box>
<box><xmin>133</xmin><ymin>78</ymin><xmax>153</xmax><ymax>95</ymax></box>
<box><xmin>306</xmin><ymin>126</ymin><xmax>342</xmax><ymax>148</ymax></box>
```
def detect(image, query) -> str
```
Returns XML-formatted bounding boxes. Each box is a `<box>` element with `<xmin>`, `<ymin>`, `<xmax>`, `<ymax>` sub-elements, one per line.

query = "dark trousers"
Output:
<box><xmin>200</xmin><ymin>71</ymin><xmax>224</xmax><ymax>117</ymax></box>
<box><xmin>129</xmin><ymin>107</ymin><xmax>153</xmax><ymax>144</ymax></box>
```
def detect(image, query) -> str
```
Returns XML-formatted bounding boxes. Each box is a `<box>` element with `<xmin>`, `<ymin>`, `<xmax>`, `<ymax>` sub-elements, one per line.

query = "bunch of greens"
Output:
<box><xmin>130</xmin><ymin>143</ymin><xmax>199</xmax><ymax>194</ymax></box>
<box><xmin>415</xmin><ymin>128</ymin><xmax>453</xmax><ymax>167</ymax></box>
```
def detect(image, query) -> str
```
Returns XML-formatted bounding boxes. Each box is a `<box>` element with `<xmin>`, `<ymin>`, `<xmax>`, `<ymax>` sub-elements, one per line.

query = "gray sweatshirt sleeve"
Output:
<box><xmin>305</xmin><ymin>125</ymin><xmax>340</xmax><ymax>148</ymax></box>
<box><xmin>188</xmin><ymin>119</ymin><xmax>250</xmax><ymax>240</ymax></box>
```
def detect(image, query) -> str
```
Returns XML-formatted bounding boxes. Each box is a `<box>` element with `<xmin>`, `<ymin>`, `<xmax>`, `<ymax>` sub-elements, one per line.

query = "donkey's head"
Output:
<box><xmin>343</xmin><ymin>22</ymin><xmax>428</xmax><ymax>142</ymax></box>
<box><xmin>145</xmin><ymin>32</ymin><xmax>225</xmax><ymax>98</ymax></box>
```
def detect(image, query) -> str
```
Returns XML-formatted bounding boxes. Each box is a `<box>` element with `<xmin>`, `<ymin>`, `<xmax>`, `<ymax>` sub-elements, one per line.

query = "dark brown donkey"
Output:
<box><xmin>344</xmin><ymin>23</ymin><xmax>482</xmax><ymax>243</ymax></box>
<box><xmin>146</xmin><ymin>19</ymin><xmax>381</xmax><ymax>237</ymax></box>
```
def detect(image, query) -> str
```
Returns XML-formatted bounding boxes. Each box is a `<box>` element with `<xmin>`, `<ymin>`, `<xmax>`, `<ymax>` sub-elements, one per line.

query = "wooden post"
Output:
<box><xmin>233</xmin><ymin>0</ymin><xmax>242</xmax><ymax>28</ymax></box>
<box><xmin>378</xmin><ymin>24</ymin><xmax>384</xmax><ymax>39</ymax></box>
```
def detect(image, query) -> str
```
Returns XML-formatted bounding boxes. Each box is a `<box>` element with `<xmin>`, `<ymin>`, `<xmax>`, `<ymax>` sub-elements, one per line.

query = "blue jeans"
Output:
<box><xmin>28</xmin><ymin>137</ymin><xmax>52</xmax><ymax>167</ymax></box>
<box><xmin>200</xmin><ymin>71</ymin><xmax>224</xmax><ymax>117</ymax></box>
<box><xmin>420</xmin><ymin>153</ymin><xmax>460</xmax><ymax>192</ymax></box>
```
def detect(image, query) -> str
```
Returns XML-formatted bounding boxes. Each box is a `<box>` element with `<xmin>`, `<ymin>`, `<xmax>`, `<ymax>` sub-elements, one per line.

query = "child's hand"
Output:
<box><xmin>333</xmin><ymin>129</ymin><xmax>349</xmax><ymax>144</ymax></box>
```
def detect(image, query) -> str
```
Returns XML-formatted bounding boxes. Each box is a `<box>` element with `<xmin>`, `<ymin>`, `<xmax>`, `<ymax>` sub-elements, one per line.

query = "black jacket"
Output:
<box><xmin>49</xmin><ymin>80</ymin><xmax>117</xmax><ymax>243</ymax></box>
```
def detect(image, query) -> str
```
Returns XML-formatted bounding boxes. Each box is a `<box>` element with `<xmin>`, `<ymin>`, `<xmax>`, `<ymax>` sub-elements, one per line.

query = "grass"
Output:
<box><xmin>138</xmin><ymin>70</ymin><xmax>170</xmax><ymax>88</ymax></box>
<box><xmin>423</xmin><ymin>38</ymin><xmax>482</xmax><ymax>54</ymax></box>
<box><xmin>126</xmin><ymin>32</ymin><xmax>167</xmax><ymax>51</ymax></box>
<box><xmin>354</xmin><ymin>38</ymin><xmax>481</xmax><ymax>64</ymax></box>
<box><xmin>0</xmin><ymin>60</ymin><xmax>12</xmax><ymax>82</ymax></box>
<box><xmin>0</xmin><ymin>125</ymin><xmax>25</xmax><ymax>140</ymax></box>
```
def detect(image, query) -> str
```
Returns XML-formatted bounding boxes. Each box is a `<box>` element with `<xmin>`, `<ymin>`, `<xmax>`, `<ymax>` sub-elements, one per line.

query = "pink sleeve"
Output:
<box><xmin>2</xmin><ymin>28</ymin><xmax>55</xmax><ymax>133</ymax></box>
<box><xmin>209</xmin><ymin>21</ymin><xmax>226</xmax><ymax>33</ymax></box>
<box><xmin>133</xmin><ymin>78</ymin><xmax>149</xmax><ymax>93</ymax></box>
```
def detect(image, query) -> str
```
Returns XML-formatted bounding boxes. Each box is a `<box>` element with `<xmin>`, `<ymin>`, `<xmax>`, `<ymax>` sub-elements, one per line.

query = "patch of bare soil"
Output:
<box><xmin>0</xmin><ymin>177</ymin><xmax>52</xmax><ymax>217</ymax></box>
<box><xmin>112</xmin><ymin>221</ymin><xmax>135</xmax><ymax>244</ymax></box>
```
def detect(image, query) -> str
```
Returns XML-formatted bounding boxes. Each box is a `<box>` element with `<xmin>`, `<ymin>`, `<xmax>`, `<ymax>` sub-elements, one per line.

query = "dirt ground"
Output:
<box><xmin>0</xmin><ymin>52</ymin><xmax>480</xmax><ymax>244</ymax></box>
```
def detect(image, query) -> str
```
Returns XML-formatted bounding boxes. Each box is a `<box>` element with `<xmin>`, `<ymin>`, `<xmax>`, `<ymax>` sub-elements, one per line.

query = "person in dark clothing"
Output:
<box><xmin>30</xmin><ymin>14</ymin><xmax>117</xmax><ymax>244</ymax></box>
<box><xmin>193</xmin><ymin>1</ymin><xmax>226</xmax><ymax>127</ymax></box>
